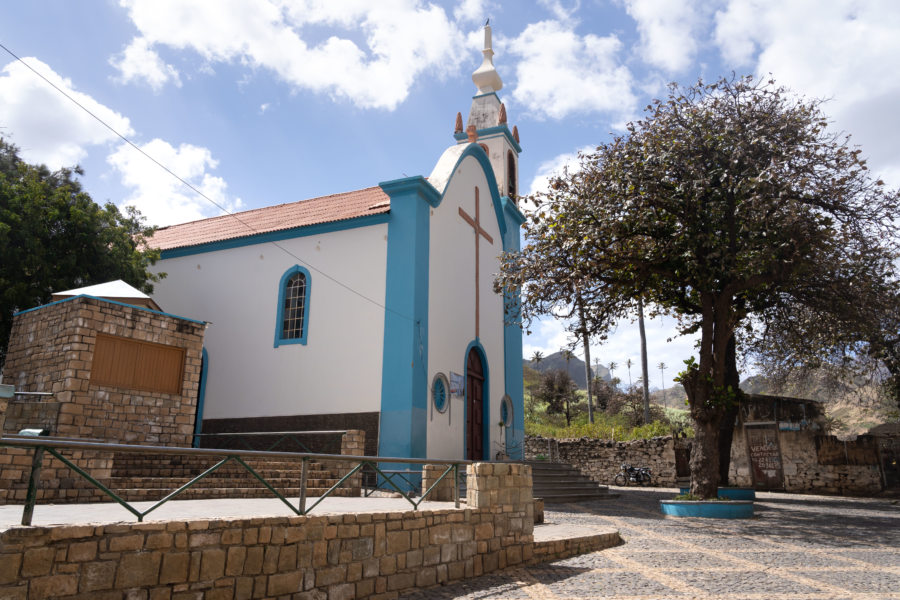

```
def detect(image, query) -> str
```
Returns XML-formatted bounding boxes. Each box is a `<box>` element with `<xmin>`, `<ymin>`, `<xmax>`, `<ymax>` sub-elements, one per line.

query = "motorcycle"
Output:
<box><xmin>614</xmin><ymin>463</ymin><xmax>652</xmax><ymax>486</ymax></box>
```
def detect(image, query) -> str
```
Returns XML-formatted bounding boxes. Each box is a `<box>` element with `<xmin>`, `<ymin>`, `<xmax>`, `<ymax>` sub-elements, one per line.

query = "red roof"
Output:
<box><xmin>149</xmin><ymin>186</ymin><xmax>390</xmax><ymax>251</ymax></box>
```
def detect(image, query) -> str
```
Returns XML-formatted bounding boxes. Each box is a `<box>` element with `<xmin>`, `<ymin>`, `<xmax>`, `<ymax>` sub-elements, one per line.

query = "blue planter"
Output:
<box><xmin>679</xmin><ymin>487</ymin><xmax>756</xmax><ymax>501</ymax></box>
<box><xmin>661</xmin><ymin>500</ymin><xmax>754</xmax><ymax>519</ymax></box>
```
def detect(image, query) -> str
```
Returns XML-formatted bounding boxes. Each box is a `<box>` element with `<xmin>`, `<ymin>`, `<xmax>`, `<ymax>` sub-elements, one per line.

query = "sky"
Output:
<box><xmin>2</xmin><ymin>0</ymin><xmax>899</xmax><ymax>391</ymax></box>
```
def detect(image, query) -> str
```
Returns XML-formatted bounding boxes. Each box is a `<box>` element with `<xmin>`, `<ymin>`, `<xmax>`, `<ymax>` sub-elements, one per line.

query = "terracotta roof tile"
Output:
<box><xmin>149</xmin><ymin>186</ymin><xmax>390</xmax><ymax>251</ymax></box>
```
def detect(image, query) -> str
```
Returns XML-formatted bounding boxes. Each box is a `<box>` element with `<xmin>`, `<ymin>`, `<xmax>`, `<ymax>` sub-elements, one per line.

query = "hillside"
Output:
<box><xmin>523</xmin><ymin>351</ymin><xmax>610</xmax><ymax>389</ymax></box>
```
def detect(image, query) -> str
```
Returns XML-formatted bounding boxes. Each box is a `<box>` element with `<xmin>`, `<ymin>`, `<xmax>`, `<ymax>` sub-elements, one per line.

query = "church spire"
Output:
<box><xmin>471</xmin><ymin>21</ymin><xmax>503</xmax><ymax>94</ymax></box>
<box><xmin>455</xmin><ymin>21</ymin><xmax>521</xmax><ymax>201</ymax></box>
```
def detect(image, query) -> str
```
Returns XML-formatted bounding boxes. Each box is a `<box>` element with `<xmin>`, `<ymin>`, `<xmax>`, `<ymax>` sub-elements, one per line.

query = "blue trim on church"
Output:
<box><xmin>500</xmin><ymin>195</ymin><xmax>526</xmax><ymax>459</ymax></box>
<box><xmin>454</xmin><ymin>125</ymin><xmax>523</xmax><ymax>154</ymax></box>
<box><xmin>377</xmin><ymin>176</ymin><xmax>434</xmax><ymax>460</ymax></box>
<box><xmin>437</xmin><ymin>144</ymin><xmax>510</xmax><ymax>245</ymax></box>
<box><xmin>158</xmin><ymin>213</ymin><xmax>391</xmax><ymax>259</ymax></box>
<box><xmin>273</xmin><ymin>265</ymin><xmax>312</xmax><ymax>347</ymax></box>
<box><xmin>463</xmin><ymin>339</ymin><xmax>491</xmax><ymax>460</ymax></box>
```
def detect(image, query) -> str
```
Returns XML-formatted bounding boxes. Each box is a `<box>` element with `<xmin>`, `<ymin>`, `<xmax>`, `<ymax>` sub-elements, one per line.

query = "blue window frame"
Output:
<box><xmin>274</xmin><ymin>265</ymin><xmax>311</xmax><ymax>347</ymax></box>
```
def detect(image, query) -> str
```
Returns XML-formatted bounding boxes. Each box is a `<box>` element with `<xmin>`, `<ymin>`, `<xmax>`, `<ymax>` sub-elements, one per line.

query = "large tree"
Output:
<box><xmin>748</xmin><ymin>249</ymin><xmax>900</xmax><ymax>417</ymax></box>
<box><xmin>499</xmin><ymin>76</ymin><xmax>898</xmax><ymax>498</ymax></box>
<box><xmin>0</xmin><ymin>139</ymin><xmax>162</xmax><ymax>367</ymax></box>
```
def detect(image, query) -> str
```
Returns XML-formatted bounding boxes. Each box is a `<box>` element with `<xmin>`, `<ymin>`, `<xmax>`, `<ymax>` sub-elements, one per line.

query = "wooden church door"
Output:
<box><xmin>466</xmin><ymin>348</ymin><xmax>485</xmax><ymax>460</ymax></box>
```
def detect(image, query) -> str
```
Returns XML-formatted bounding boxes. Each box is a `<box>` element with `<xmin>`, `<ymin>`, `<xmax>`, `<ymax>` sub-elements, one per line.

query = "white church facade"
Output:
<box><xmin>148</xmin><ymin>25</ymin><xmax>525</xmax><ymax>462</ymax></box>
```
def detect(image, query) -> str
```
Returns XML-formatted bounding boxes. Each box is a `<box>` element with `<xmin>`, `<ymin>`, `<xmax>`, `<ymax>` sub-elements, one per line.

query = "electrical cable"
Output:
<box><xmin>0</xmin><ymin>41</ymin><xmax>413</xmax><ymax>323</ymax></box>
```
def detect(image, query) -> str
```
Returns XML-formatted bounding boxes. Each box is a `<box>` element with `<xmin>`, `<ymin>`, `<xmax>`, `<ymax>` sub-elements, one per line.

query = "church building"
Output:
<box><xmin>148</xmin><ymin>24</ymin><xmax>525</xmax><ymax>462</ymax></box>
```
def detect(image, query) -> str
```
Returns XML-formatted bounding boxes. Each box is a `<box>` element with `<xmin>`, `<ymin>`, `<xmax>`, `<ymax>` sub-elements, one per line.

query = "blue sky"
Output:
<box><xmin>3</xmin><ymin>1</ymin><xmax>899</xmax><ymax>390</ymax></box>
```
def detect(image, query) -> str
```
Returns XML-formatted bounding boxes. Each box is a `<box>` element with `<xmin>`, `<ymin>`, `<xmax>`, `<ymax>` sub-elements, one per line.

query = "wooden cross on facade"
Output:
<box><xmin>458</xmin><ymin>187</ymin><xmax>494</xmax><ymax>338</ymax></box>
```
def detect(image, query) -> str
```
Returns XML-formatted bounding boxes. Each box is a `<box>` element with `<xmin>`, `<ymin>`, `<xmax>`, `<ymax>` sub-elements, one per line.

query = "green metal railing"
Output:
<box><xmin>0</xmin><ymin>436</ymin><xmax>469</xmax><ymax>526</ymax></box>
<box><xmin>193</xmin><ymin>430</ymin><xmax>348</xmax><ymax>454</ymax></box>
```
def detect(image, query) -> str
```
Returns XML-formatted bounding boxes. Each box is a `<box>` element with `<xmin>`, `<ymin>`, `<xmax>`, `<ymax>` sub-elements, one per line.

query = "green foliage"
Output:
<box><xmin>533</xmin><ymin>369</ymin><xmax>578</xmax><ymax>426</ymax></box>
<box><xmin>526</xmin><ymin>411</ymin><xmax>672</xmax><ymax>441</ymax></box>
<box><xmin>0</xmin><ymin>139</ymin><xmax>162</xmax><ymax>366</ymax></box>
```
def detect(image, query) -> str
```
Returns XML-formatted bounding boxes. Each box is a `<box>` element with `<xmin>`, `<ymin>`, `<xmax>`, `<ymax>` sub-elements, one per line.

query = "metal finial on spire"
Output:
<box><xmin>485</xmin><ymin>18</ymin><xmax>490</xmax><ymax>26</ymax></box>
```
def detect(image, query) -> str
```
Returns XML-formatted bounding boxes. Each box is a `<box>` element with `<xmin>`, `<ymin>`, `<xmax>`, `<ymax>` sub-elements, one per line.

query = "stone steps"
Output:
<box><xmin>527</xmin><ymin>460</ymin><xmax>618</xmax><ymax>503</ymax></box>
<box><xmin>104</xmin><ymin>451</ymin><xmax>352</xmax><ymax>501</ymax></box>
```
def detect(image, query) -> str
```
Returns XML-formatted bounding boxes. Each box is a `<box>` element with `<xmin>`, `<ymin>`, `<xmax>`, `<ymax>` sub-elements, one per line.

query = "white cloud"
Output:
<box><xmin>506</xmin><ymin>20</ymin><xmax>636</xmax><ymax>120</ymax></box>
<box><xmin>107</xmin><ymin>139</ymin><xmax>243</xmax><ymax>227</ymax></box>
<box><xmin>110</xmin><ymin>37</ymin><xmax>181</xmax><ymax>91</ymax></box>
<box><xmin>714</xmin><ymin>0</ymin><xmax>900</xmax><ymax>186</ymax></box>
<box><xmin>538</xmin><ymin>0</ymin><xmax>581</xmax><ymax>23</ymax></box>
<box><xmin>526</xmin><ymin>145</ymin><xmax>594</xmax><ymax>196</ymax></box>
<box><xmin>454</xmin><ymin>0</ymin><xmax>489</xmax><ymax>23</ymax></box>
<box><xmin>0</xmin><ymin>58</ymin><xmax>133</xmax><ymax>170</ymax></box>
<box><xmin>114</xmin><ymin>0</ymin><xmax>469</xmax><ymax>110</ymax></box>
<box><xmin>621</xmin><ymin>0</ymin><xmax>702</xmax><ymax>73</ymax></box>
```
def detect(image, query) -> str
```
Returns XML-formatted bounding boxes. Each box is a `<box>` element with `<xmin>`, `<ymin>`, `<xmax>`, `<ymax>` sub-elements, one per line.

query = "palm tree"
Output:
<box><xmin>531</xmin><ymin>350</ymin><xmax>544</xmax><ymax>369</ymax></box>
<box><xmin>625</xmin><ymin>358</ymin><xmax>634</xmax><ymax>390</ymax></box>
<box><xmin>658</xmin><ymin>361</ymin><xmax>668</xmax><ymax>408</ymax></box>
<box><xmin>607</xmin><ymin>361</ymin><xmax>617</xmax><ymax>385</ymax></box>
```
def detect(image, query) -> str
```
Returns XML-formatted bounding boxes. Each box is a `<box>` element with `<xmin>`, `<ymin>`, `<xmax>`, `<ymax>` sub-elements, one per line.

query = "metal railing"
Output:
<box><xmin>0</xmin><ymin>436</ymin><xmax>469</xmax><ymax>526</ymax></box>
<box><xmin>194</xmin><ymin>430</ymin><xmax>348</xmax><ymax>454</ymax></box>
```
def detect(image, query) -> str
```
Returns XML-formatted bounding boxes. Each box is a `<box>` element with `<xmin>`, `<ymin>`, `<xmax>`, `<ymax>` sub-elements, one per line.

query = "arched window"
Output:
<box><xmin>507</xmin><ymin>151</ymin><xmax>517</xmax><ymax>198</ymax></box>
<box><xmin>274</xmin><ymin>265</ymin><xmax>311</xmax><ymax>347</ymax></box>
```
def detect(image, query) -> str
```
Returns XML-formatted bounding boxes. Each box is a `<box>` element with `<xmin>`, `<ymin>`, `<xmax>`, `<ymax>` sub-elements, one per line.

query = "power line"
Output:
<box><xmin>0</xmin><ymin>42</ymin><xmax>411</xmax><ymax>322</ymax></box>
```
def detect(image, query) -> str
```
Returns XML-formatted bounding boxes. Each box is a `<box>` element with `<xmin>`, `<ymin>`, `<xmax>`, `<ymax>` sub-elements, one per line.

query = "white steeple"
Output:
<box><xmin>454</xmin><ymin>21</ymin><xmax>522</xmax><ymax>201</ymax></box>
<box><xmin>472</xmin><ymin>21</ymin><xmax>503</xmax><ymax>94</ymax></box>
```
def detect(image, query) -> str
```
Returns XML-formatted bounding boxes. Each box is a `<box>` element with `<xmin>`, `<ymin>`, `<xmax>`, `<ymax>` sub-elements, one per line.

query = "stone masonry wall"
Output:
<box><xmin>525</xmin><ymin>435</ymin><xmax>678</xmax><ymax>486</ymax></box>
<box><xmin>729</xmin><ymin>427</ymin><xmax>883</xmax><ymax>494</ymax></box>
<box><xmin>0</xmin><ymin>296</ymin><xmax>205</xmax><ymax>505</ymax></box>
<box><xmin>0</xmin><ymin>463</ymin><xmax>537</xmax><ymax>600</ymax></box>
<box><xmin>421</xmin><ymin>464</ymin><xmax>459</xmax><ymax>502</ymax></box>
<box><xmin>2</xmin><ymin>296</ymin><xmax>205</xmax><ymax>445</ymax></box>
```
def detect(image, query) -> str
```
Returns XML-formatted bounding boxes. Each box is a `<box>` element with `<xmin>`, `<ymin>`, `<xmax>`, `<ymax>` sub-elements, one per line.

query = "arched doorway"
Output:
<box><xmin>466</xmin><ymin>347</ymin><xmax>485</xmax><ymax>460</ymax></box>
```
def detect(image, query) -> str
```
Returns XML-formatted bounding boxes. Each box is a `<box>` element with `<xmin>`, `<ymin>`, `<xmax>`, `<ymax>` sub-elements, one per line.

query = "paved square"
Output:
<box><xmin>402</xmin><ymin>488</ymin><xmax>900</xmax><ymax>599</ymax></box>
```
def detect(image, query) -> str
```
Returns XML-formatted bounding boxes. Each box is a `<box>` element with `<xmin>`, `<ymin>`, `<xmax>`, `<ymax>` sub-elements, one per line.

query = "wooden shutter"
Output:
<box><xmin>90</xmin><ymin>334</ymin><xmax>185</xmax><ymax>395</ymax></box>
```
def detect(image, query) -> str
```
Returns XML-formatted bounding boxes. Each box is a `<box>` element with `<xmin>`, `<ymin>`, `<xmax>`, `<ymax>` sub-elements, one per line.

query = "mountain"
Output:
<box><xmin>523</xmin><ymin>351</ymin><xmax>611</xmax><ymax>389</ymax></box>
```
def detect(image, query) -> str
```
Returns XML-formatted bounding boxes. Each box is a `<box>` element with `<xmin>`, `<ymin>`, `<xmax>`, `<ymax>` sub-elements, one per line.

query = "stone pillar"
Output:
<box><xmin>466</xmin><ymin>462</ymin><xmax>534</xmax><ymax>531</ymax></box>
<box><xmin>0</xmin><ymin>383</ymin><xmax>13</xmax><ymax>437</ymax></box>
<box><xmin>339</xmin><ymin>429</ymin><xmax>365</xmax><ymax>496</ymax></box>
<box><xmin>422</xmin><ymin>464</ymin><xmax>457</xmax><ymax>501</ymax></box>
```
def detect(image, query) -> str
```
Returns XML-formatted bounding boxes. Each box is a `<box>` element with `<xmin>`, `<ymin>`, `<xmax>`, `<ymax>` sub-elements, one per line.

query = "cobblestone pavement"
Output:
<box><xmin>402</xmin><ymin>487</ymin><xmax>900</xmax><ymax>600</ymax></box>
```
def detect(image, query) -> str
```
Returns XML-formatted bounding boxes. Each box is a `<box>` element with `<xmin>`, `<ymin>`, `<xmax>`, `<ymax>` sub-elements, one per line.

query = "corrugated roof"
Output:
<box><xmin>149</xmin><ymin>186</ymin><xmax>390</xmax><ymax>251</ymax></box>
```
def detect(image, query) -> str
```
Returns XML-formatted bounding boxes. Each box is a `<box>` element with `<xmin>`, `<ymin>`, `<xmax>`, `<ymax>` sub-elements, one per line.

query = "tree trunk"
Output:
<box><xmin>689</xmin><ymin>413</ymin><xmax>724</xmax><ymax>498</ymax></box>
<box><xmin>638</xmin><ymin>297</ymin><xmax>651</xmax><ymax>424</ymax></box>
<box><xmin>682</xmin><ymin>292</ymin><xmax>731</xmax><ymax>499</ymax></box>
<box><xmin>718</xmin><ymin>335</ymin><xmax>742</xmax><ymax>485</ymax></box>
<box><xmin>576</xmin><ymin>299</ymin><xmax>594</xmax><ymax>423</ymax></box>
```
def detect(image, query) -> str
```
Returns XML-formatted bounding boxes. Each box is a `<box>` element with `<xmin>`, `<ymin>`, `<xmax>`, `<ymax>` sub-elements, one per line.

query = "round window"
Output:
<box><xmin>500</xmin><ymin>394</ymin><xmax>513</xmax><ymax>426</ymax></box>
<box><xmin>432</xmin><ymin>373</ymin><xmax>449</xmax><ymax>413</ymax></box>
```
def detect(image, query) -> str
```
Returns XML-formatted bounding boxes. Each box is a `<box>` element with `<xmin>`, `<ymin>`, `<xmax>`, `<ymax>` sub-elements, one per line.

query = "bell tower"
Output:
<box><xmin>454</xmin><ymin>21</ymin><xmax>522</xmax><ymax>201</ymax></box>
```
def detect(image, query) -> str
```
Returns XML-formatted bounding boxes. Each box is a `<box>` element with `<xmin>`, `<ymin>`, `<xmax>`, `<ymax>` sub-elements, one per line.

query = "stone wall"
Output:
<box><xmin>729</xmin><ymin>428</ymin><xmax>883</xmax><ymax>494</ymax></box>
<box><xmin>525</xmin><ymin>435</ymin><xmax>678</xmax><ymax>486</ymax></box>
<box><xmin>421</xmin><ymin>464</ymin><xmax>458</xmax><ymax>502</ymax></box>
<box><xmin>0</xmin><ymin>463</ymin><xmax>537</xmax><ymax>600</ymax></box>
<box><xmin>2</xmin><ymin>296</ymin><xmax>205</xmax><ymax>446</ymax></box>
<box><xmin>0</xmin><ymin>296</ymin><xmax>205</xmax><ymax>504</ymax></box>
